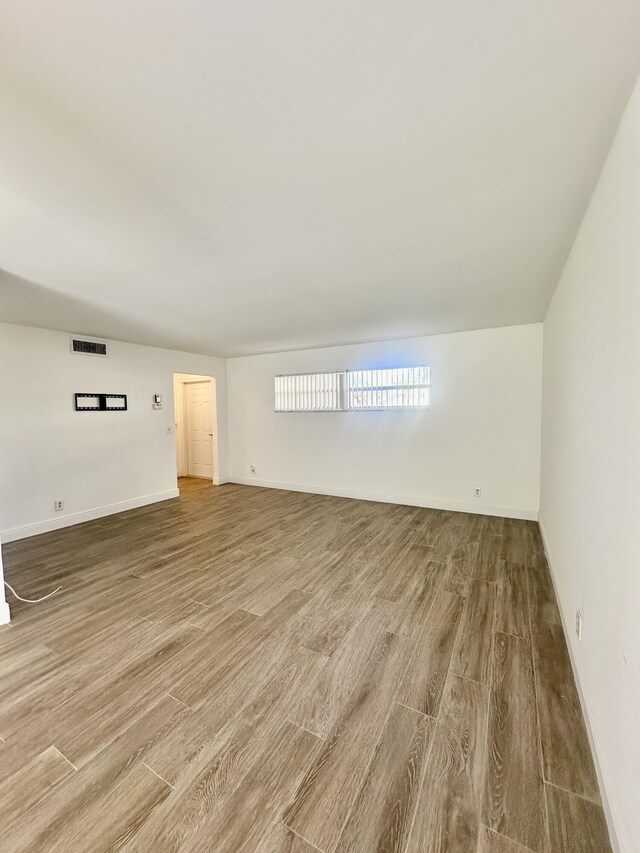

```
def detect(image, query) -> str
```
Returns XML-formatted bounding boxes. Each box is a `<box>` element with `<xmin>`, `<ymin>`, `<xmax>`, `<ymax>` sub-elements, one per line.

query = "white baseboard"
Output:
<box><xmin>0</xmin><ymin>600</ymin><xmax>10</xmax><ymax>625</ymax></box>
<box><xmin>538</xmin><ymin>514</ymin><xmax>623</xmax><ymax>853</ymax></box>
<box><xmin>0</xmin><ymin>489</ymin><xmax>180</xmax><ymax>543</ymax></box>
<box><xmin>229</xmin><ymin>476</ymin><xmax>538</xmax><ymax>520</ymax></box>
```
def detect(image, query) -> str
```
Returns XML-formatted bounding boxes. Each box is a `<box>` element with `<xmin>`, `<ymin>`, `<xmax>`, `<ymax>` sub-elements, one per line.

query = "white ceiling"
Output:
<box><xmin>1</xmin><ymin>1</ymin><xmax>639</xmax><ymax>356</ymax></box>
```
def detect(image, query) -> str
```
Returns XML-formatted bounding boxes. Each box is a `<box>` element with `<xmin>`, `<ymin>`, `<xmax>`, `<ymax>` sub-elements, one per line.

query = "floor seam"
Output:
<box><xmin>392</xmin><ymin>699</ymin><xmax>435</xmax><ymax>719</ymax></box>
<box><xmin>167</xmin><ymin>692</ymin><xmax>193</xmax><ymax>710</ymax></box>
<box><xmin>543</xmin><ymin>778</ymin><xmax>603</xmax><ymax>807</ymax></box>
<box><xmin>285</xmin><ymin>719</ymin><xmax>325</xmax><ymax>740</ymax></box>
<box><xmin>142</xmin><ymin>761</ymin><xmax>175</xmax><ymax>790</ymax></box>
<box><xmin>481</xmin><ymin>824</ymin><xmax>536</xmax><ymax>852</ymax></box>
<box><xmin>52</xmin><ymin>745</ymin><xmax>77</xmax><ymax>770</ymax></box>
<box><xmin>282</xmin><ymin>823</ymin><xmax>326</xmax><ymax>851</ymax></box>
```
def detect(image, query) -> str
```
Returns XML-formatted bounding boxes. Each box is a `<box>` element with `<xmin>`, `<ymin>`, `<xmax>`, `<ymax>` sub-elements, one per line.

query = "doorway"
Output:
<box><xmin>173</xmin><ymin>373</ymin><xmax>217</xmax><ymax>484</ymax></box>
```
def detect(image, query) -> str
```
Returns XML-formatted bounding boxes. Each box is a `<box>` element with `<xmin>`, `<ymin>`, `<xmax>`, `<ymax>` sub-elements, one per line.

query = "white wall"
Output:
<box><xmin>540</xmin><ymin>78</ymin><xmax>640</xmax><ymax>853</ymax></box>
<box><xmin>227</xmin><ymin>324</ymin><xmax>543</xmax><ymax>518</ymax></box>
<box><xmin>0</xmin><ymin>323</ymin><xmax>228</xmax><ymax>541</ymax></box>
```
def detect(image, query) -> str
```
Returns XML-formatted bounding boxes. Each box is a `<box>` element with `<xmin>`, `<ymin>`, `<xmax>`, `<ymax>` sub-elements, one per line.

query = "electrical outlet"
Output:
<box><xmin>575</xmin><ymin>609</ymin><xmax>582</xmax><ymax>640</ymax></box>
<box><xmin>250</xmin><ymin>465</ymin><xmax>256</xmax><ymax>474</ymax></box>
<box><xmin>54</xmin><ymin>500</ymin><xmax>64</xmax><ymax>512</ymax></box>
<box><xmin>474</xmin><ymin>487</ymin><xmax>482</xmax><ymax>497</ymax></box>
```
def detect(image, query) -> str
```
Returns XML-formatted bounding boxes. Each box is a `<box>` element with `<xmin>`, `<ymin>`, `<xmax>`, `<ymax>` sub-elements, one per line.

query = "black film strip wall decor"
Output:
<box><xmin>74</xmin><ymin>393</ymin><xmax>128</xmax><ymax>411</ymax></box>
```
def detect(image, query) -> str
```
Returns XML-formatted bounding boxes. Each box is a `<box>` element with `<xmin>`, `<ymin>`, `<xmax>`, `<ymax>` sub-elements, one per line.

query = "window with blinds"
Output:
<box><xmin>274</xmin><ymin>371</ymin><xmax>344</xmax><ymax>411</ymax></box>
<box><xmin>274</xmin><ymin>366</ymin><xmax>429</xmax><ymax>411</ymax></box>
<box><xmin>348</xmin><ymin>366</ymin><xmax>430</xmax><ymax>409</ymax></box>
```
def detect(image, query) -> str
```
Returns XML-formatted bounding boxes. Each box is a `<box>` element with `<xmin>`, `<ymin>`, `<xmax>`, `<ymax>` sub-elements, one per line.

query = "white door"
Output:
<box><xmin>185</xmin><ymin>381</ymin><xmax>214</xmax><ymax>479</ymax></box>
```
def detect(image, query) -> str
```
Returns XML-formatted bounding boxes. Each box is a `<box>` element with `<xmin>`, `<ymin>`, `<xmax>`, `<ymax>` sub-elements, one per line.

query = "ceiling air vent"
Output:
<box><xmin>71</xmin><ymin>338</ymin><xmax>108</xmax><ymax>356</ymax></box>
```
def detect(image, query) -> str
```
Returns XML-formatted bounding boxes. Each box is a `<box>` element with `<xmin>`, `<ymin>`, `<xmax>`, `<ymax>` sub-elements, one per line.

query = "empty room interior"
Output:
<box><xmin>0</xmin><ymin>3</ymin><xmax>639</xmax><ymax>852</ymax></box>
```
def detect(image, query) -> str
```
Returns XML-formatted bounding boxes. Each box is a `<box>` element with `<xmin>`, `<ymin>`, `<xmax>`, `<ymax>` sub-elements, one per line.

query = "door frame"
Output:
<box><xmin>173</xmin><ymin>373</ymin><xmax>219</xmax><ymax>485</ymax></box>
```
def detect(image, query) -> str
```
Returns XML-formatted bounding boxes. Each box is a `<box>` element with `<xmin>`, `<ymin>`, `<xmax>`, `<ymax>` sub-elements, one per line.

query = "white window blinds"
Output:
<box><xmin>274</xmin><ymin>372</ymin><xmax>344</xmax><ymax>412</ymax></box>
<box><xmin>275</xmin><ymin>366</ymin><xmax>429</xmax><ymax>411</ymax></box>
<box><xmin>348</xmin><ymin>366</ymin><xmax>430</xmax><ymax>409</ymax></box>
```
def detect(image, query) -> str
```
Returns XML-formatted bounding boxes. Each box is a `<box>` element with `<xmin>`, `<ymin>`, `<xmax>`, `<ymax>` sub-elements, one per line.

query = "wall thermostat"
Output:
<box><xmin>153</xmin><ymin>394</ymin><xmax>163</xmax><ymax>409</ymax></box>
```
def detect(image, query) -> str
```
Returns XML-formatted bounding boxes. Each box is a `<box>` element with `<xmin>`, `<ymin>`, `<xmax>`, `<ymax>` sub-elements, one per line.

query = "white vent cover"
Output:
<box><xmin>71</xmin><ymin>337</ymin><xmax>108</xmax><ymax>356</ymax></box>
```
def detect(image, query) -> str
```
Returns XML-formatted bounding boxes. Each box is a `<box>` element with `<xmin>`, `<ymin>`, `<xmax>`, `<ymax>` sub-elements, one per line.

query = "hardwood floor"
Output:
<box><xmin>0</xmin><ymin>478</ymin><xmax>610</xmax><ymax>852</ymax></box>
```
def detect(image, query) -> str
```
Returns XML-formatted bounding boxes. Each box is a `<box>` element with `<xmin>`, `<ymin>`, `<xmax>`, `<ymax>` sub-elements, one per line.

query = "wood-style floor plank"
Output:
<box><xmin>169</xmin><ymin>590</ymin><xmax>310</xmax><ymax>708</ymax></box>
<box><xmin>159</xmin><ymin>721</ymin><xmax>321</xmax><ymax>853</ymax></box>
<box><xmin>405</xmin><ymin>675</ymin><xmax>489</xmax><ymax>852</ymax></box>
<box><xmin>3</xmin><ymin>762</ymin><xmax>171</xmax><ymax>852</ymax></box>
<box><xmin>53</xmin><ymin>624</ymin><xmax>202</xmax><ymax>766</ymax></box>
<box><xmin>0</xmin><ymin>617</ymin><xmax>170</xmax><ymax>741</ymax></box>
<box><xmin>283</xmin><ymin>631</ymin><xmax>412</xmax><ymax>852</ymax></box>
<box><xmin>450</xmin><ymin>579</ymin><xmax>496</xmax><ymax>683</ymax></box>
<box><xmin>472</xmin><ymin>534</ymin><xmax>504</xmax><ymax>582</ymax></box>
<box><xmin>0</xmin><ymin>745</ymin><xmax>74</xmax><ymax>832</ymax></box>
<box><xmin>334</xmin><ymin>702</ymin><xmax>435</xmax><ymax>852</ymax></box>
<box><xmin>1</xmin><ymin>695</ymin><xmax>189</xmax><ymax>851</ymax></box>
<box><xmin>386</xmin><ymin>561</ymin><xmax>441</xmax><ymax>639</ymax></box>
<box><xmin>527</xmin><ymin>561</ymin><xmax>561</xmax><ymax>626</ymax></box>
<box><xmin>374</xmin><ymin>543</ymin><xmax>433</xmax><ymax>602</ymax></box>
<box><xmin>532</xmin><ymin>622</ymin><xmax>600</xmax><ymax>802</ymax></box>
<box><xmin>545</xmin><ymin>783</ymin><xmax>612</xmax><ymax>853</ymax></box>
<box><xmin>494</xmin><ymin>562</ymin><xmax>530</xmax><ymax>639</ymax></box>
<box><xmin>442</xmin><ymin>538</ymin><xmax>481</xmax><ymax>580</ymax></box>
<box><xmin>396</xmin><ymin>588</ymin><xmax>463</xmax><ymax>716</ymax></box>
<box><xmin>482</xmin><ymin>633</ymin><xmax>546</xmax><ymax>852</ymax></box>
<box><xmin>146</xmin><ymin>646</ymin><xmax>325</xmax><ymax>789</ymax></box>
<box><xmin>165</xmin><ymin>607</ymin><xmax>258</xmax><ymax>705</ymax></box>
<box><xmin>302</xmin><ymin>579</ymin><xmax>367</xmax><ymax>656</ymax></box>
<box><xmin>288</xmin><ymin>612</ymin><xmax>385</xmax><ymax>738</ymax></box>
<box><xmin>500</xmin><ymin>521</ymin><xmax>530</xmax><ymax>566</ymax></box>
<box><xmin>130</xmin><ymin>648</ymin><xmax>324</xmax><ymax>850</ymax></box>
